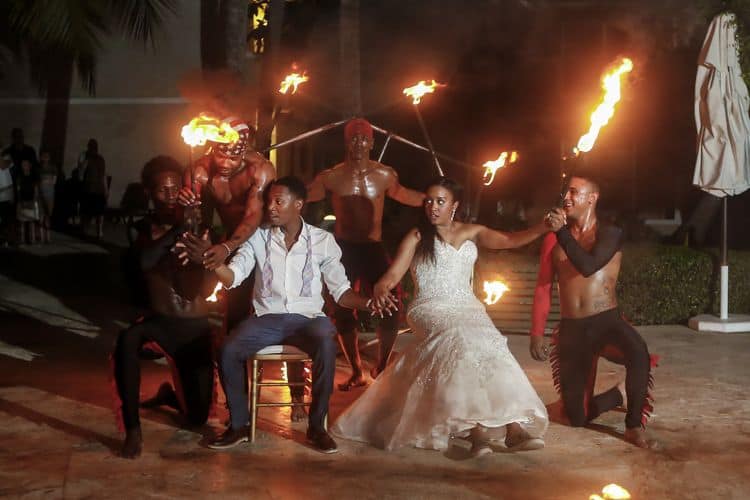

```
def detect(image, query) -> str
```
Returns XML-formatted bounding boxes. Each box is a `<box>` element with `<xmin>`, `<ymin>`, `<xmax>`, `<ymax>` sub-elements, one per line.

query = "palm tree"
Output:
<box><xmin>2</xmin><ymin>0</ymin><xmax>177</xmax><ymax>165</ymax></box>
<box><xmin>339</xmin><ymin>0</ymin><xmax>362</xmax><ymax>117</ymax></box>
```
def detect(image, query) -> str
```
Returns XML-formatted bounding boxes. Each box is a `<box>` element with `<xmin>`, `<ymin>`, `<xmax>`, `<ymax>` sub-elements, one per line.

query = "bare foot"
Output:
<box><xmin>624</xmin><ymin>427</ymin><xmax>655</xmax><ymax>449</ymax></box>
<box><xmin>337</xmin><ymin>374</ymin><xmax>367</xmax><ymax>391</ymax></box>
<box><xmin>120</xmin><ymin>428</ymin><xmax>142</xmax><ymax>459</ymax></box>
<box><xmin>141</xmin><ymin>382</ymin><xmax>180</xmax><ymax>410</ymax></box>
<box><xmin>290</xmin><ymin>395</ymin><xmax>307</xmax><ymax>422</ymax></box>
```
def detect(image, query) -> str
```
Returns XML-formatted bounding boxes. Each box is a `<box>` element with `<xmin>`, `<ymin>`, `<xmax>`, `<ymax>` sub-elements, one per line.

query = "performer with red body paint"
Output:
<box><xmin>531</xmin><ymin>175</ymin><xmax>658</xmax><ymax>449</ymax></box>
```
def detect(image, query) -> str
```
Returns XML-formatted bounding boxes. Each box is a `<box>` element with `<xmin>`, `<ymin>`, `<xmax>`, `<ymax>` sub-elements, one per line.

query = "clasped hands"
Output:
<box><xmin>369</xmin><ymin>283</ymin><xmax>399</xmax><ymax>318</ymax></box>
<box><xmin>544</xmin><ymin>207</ymin><xmax>566</xmax><ymax>232</ymax></box>
<box><xmin>173</xmin><ymin>230</ymin><xmax>230</xmax><ymax>270</ymax></box>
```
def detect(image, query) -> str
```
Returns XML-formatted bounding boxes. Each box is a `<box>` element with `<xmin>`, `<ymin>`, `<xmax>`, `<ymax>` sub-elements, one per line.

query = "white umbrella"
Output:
<box><xmin>692</xmin><ymin>12</ymin><xmax>750</xmax><ymax>331</ymax></box>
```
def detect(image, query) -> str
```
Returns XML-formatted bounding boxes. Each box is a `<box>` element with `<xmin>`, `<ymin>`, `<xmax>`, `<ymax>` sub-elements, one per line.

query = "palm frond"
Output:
<box><xmin>107</xmin><ymin>0</ymin><xmax>178</xmax><ymax>48</ymax></box>
<box><xmin>7</xmin><ymin>0</ymin><xmax>107</xmax><ymax>55</ymax></box>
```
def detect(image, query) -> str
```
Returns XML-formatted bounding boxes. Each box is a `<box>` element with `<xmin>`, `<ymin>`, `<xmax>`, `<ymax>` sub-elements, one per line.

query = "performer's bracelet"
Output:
<box><xmin>220</xmin><ymin>243</ymin><xmax>232</xmax><ymax>255</ymax></box>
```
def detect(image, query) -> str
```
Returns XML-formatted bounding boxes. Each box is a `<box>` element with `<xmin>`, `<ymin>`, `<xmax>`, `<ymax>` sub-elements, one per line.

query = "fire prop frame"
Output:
<box><xmin>262</xmin><ymin>118</ymin><xmax>485</xmax><ymax>175</ymax></box>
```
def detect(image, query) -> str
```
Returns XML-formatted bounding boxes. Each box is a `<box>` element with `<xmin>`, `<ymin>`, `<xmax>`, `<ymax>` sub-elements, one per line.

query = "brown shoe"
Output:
<box><xmin>207</xmin><ymin>425</ymin><xmax>249</xmax><ymax>450</ymax></box>
<box><xmin>306</xmin><ymin>428</ymin><xmax>338</xmax><ymax>454</ymax></box>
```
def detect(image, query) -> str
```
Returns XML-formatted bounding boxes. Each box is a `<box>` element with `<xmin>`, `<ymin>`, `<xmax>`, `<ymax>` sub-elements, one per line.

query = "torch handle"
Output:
<box><xmin>557</xmin><ymin>175</ymin><xmax>571</xmax><ymax>208</ymax></box>
<box><xmin>413</xmin><ymin>104</ymin><xmax>444</xmax><ymax>177</ymax></box>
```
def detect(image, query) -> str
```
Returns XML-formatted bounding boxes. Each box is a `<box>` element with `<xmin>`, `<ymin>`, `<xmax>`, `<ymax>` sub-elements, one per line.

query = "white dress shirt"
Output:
<box><xmin>227</xmin><ymin>218</ymin><xmax>352</xmax><ymax>318</ymax></box>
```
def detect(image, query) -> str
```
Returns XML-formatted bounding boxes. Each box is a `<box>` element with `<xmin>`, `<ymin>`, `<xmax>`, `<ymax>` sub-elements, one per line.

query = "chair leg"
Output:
<box><xmin>250</xmin><ymin>359</ymin><xmax>259</xmax><ymax>443</ymax></box>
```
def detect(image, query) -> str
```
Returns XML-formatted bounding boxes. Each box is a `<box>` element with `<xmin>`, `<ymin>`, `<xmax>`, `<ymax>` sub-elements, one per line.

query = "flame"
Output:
<box><xmin>206</xmin><ymin>282</ymin><xmax>222</xmax><ymax>303</ymax></box>
<box><xmin>402</xmin><ymin>79</ymin><xmax>445</xmax><ymax>105</ymax></box>
<box><xmin>482</xmin><ymin>151</ymin><xmax>519</xmax><ymax>186</ymax></box>
<box><xmin>181</xmin><ymin>114</ymin><xmax>240</xmax><ymax>147</ymax></box>
<box><xmin>483</xmin><ymin>280</ymin><xmax>510</xmax><ymax>305</ymax></box>
<box><xmin>279</xmin><ymin>72</ymin><xmax>309</xmax><ymax>95</ymax></box>
<box><xmin>589</xmin><ymin>484</ymin><xmax>631</xmax><ymax>500</ymax></box>
<box><xmin>574</xmin><ymin>58</ymin><xmax>633</xmax><ymax>155</ymax></box>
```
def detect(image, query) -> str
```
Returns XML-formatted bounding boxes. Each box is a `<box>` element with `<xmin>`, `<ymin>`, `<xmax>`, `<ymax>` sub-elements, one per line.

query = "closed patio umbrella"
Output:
<box><xmin>691</xmin><ymin>12</ymin><xmax>750</xmax><ymax>331</ymax></box>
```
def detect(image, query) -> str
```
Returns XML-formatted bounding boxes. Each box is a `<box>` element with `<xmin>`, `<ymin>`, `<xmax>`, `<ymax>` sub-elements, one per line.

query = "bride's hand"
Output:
<box><xmin>372</xmin><ymin>283</ymin><xmax>398</xmax><ymax>316</ymax></box>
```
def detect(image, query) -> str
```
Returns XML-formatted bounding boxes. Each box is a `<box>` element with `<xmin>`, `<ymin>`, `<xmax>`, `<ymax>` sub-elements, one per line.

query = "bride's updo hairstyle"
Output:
<box><xmin>415</xmin><ymin>176</ymin><xmax>463</xmax><ymax>264</ymax></box>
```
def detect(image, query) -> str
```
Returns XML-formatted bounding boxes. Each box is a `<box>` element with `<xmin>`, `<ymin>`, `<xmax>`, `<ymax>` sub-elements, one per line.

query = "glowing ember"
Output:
<box><xmin>279</xmin><ymin>72</ymin><xmax>309</xmax><ymax>95</ymax></box>
<box><xmin>402</xmin><ymin>79</ymin><xmax>445</xmax><ymax>105</ymax></box>
<box><xmin>574</xmin><ymin>58</ymin><xmax>633</xmax><ymax>155</ymax></box>
<box><xmin>181</xmin><ymin>114</ymin><xmax>240</xmax><ymax>147</ymax></box>
<box><xmin>483</xmin><ymin>280</ymin><xmax>510</xmax><ymax>305</ymax></box>
<box><xmin>589</xmin><ymin>483</ymin><xmax>631</xmax><ymax>500</ymax></box>
<box><xmin>206</xmin><ymin>282</ymin><xmax>222</xmax><ymax>303</ymax></box>
<box><xmin>482</xmin><ymin>151</ymin><xmax>519</xmax><ymax>186</ymax></box>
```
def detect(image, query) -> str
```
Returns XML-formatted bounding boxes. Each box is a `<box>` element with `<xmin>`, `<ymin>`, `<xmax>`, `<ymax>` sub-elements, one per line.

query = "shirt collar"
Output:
<box><xmin>269</xmin><ymin>216</ymin><xmax>310</xmax><ymax>242</ymax></box>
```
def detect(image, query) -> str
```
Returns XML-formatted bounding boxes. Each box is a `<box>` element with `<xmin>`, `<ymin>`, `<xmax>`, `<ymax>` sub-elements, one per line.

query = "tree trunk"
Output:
<box><xmin>223</xmin><ymin>0</ymin><xmax>247</xmax><ymax>76</ymax></box>
<box><xmin>40</xmin><ymin>54</ymin><xmax>74</xmax><ymax>167</ymax></box>
<box><xmin>339</xmin><ymin>0</ymin><xmax>361</xmax><ymax>117</ymax></box>
<box><xmin>201</xmin><ymin>0</ymin><xmax>226</xmax><ymax>70</ymax></box>
<box><xmin>255</xmin><ymin>0</ymin><xmax>285</xmax><ymax>151</ymax></box>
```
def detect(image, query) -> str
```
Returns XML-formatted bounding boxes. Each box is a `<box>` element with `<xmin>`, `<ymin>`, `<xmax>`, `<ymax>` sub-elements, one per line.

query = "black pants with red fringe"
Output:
<box><xmin>555</xmin><ymin>308</ymin><xmax>652</xmax><ymax>429</ymax></box>
<box><xmin>113</xmin><ymin>315</ymin><xmax>213</xmax><ymax>431</ymax></box>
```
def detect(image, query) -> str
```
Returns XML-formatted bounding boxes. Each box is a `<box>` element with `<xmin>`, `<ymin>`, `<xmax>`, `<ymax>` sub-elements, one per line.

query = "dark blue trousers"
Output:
<box><xmin>219</xmin><ymin>313</ymin><xmax>336</xmax><ymax>432</ymax></box>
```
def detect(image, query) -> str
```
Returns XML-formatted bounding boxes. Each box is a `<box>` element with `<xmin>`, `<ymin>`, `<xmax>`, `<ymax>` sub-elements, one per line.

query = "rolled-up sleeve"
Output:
<box><xmin>320</xmin><ymin>234</ymin><xmax>351</xmax><ymax>302</ymax></box>
<box><xmin>226</xmin><ymin>240</ymin><xmax>257</xmax><ymax>289</ymax></box>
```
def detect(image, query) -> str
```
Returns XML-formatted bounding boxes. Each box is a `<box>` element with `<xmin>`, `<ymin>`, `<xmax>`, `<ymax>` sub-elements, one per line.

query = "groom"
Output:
<box><xmin>201</xmin><ymin>176</ymin><xmax>391</xmax><ymax>453</ymax></box>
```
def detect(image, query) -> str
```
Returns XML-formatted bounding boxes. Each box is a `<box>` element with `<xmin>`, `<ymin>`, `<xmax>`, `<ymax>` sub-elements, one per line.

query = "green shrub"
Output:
<box><xmin>618</xmin><ymin>244</ymin><xmax>750</xmax><ymax>324</ymax></box>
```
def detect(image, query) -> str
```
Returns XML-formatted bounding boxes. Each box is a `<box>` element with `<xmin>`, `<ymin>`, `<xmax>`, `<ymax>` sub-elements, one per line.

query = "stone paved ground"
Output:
<box><xmin>1</xmin><ymin>229</ymin><xmax>749</xmax><ymax>499</ymax></box>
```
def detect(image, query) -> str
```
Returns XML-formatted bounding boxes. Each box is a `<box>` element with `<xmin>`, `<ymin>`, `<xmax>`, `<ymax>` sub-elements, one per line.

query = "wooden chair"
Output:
<box><xmin>249</xmin><ymin>345</ymin><xmax>312</xmax><ymax>443</ymax></box>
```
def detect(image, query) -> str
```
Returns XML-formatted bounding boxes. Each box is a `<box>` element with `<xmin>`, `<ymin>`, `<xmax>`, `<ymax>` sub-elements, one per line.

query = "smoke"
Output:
<box><xmin>177</xmin><ymin>69</ymin><xmax>259</xmax><ymax>123</ymax></box>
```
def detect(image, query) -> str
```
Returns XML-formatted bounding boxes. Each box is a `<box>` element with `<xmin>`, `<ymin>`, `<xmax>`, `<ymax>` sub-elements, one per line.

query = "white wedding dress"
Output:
<box><xmin>331</xmin><ymin>239</ymin><xmax>549</xmax><ymax>451</ymax></box>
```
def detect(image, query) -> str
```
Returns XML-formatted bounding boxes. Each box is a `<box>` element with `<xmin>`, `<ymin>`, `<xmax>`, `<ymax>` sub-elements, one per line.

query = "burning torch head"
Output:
<box><xmin>344</xmin><ymin>118</ymin><xmax>374</xmax><ymax>160</ymax></box>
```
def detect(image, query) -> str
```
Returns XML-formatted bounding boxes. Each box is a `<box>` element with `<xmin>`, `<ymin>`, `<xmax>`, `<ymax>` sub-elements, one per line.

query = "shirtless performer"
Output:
<box><xmin>530</xmin><ymin>175</ymin><xmax>655</xmax><ymax>448</ymax></box>
<box><xmin>113</xmin><ymin>156</ymin><xmax>216</xmax><ymax>458</ymax></box>
<box><xmin>307</xmin><ymin>118</ymin><xmax>425</xmax><ymax>390</ymax></box>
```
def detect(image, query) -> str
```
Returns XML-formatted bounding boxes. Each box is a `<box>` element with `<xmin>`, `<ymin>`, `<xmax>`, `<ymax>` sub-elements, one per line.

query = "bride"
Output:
<box><xmin>331</xmin><ymin>177</ymin><xmax>550</xmax><ymax>456</ymax></box>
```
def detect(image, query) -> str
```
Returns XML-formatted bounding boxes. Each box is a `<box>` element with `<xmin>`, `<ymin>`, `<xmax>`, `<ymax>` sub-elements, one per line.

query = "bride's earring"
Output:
<box><xmin>450</xmin><ymin>207</ymin><xmax>457</xmax><ymax>221</ymax></box>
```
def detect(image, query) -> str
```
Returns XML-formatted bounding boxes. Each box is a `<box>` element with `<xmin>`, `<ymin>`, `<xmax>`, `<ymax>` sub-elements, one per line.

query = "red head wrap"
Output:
<box><xmin>344</xmin><ymin>118</ymin><xmax>373</xmax><ymax>141</ymax></box>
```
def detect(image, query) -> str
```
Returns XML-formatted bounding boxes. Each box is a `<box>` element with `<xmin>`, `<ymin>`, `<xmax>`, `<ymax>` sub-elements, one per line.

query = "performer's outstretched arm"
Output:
<box><xmin>475</xmin><ymin>221</ymin><xmax>548</xmax><ymax>250</ymax></box>
<box><xmin>555</xmin><ymin>225</ymin><xmax>623</xmax><ymax>277</ymax></box>
<box><xmin>530</xmin><ymin>232</ymin><xmax>556</xmax><ymax>360</ymax></box>
<box><xmin>224</xmin><ymin>161</ymin><xmax>275</xmax><ymax>253</ymax></box>
<box><xmin>306</xmin><ymin>171</ymin><xmax>327</xmax><ymax>203</ymax></box>
<box><xmin>385</xmin><ymin>169</ymin><xmax>425</xmax><ymax>207</ymax></box>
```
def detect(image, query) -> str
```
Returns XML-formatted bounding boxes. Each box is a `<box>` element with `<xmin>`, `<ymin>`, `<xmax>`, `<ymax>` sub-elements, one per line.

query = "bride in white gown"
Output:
<box><xmin>331</xmin><ymin>177</ymin><xmax>550</xmax><ymax>455</ymax></box>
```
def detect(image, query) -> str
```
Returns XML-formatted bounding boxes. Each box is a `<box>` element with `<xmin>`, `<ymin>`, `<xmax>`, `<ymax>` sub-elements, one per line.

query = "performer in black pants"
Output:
<box><xmin>113</xmin><ymin>156</ymin><xmax>217</xmax><ymax>458</ymax></box>
<box><xmin>530</xmin><ymin>174</ymin><xmax>657</xmax><ymax>448</ymax></box>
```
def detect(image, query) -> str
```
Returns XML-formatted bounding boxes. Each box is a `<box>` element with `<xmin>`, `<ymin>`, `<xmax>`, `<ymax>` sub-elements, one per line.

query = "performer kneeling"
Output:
<box><xmin>531</xmin><ymin>175</ymin><xmax>657</xmax><ymax>449</ymax></box>
<box><xmin>113</xmin><ymin>156</ymin><xmax>217</xmax><ymax>458</ymax></box>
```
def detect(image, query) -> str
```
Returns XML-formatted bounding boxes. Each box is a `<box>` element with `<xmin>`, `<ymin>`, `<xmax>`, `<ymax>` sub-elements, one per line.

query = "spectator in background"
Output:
<box><xmin>80</xmin><ymin>139</ymin><xmax>107</xmax><ymax>239</ymax></box>
<box><xmin>16</xmin><ymin>159</ymin><xmax>40</xmax><ymax>244</ymax></box>
<box><xmin>0</xmin><ymin>152</ymin><xmax>15</xmax><ymax>246</ymax></box>
<box><xmin>38</xmin><ymin>149</ymin><xmax>58</xmax><ymax>243</ymax></box>
<box><xmin>2</xmin><ymin>128</ymin><xmax>37</xmax><ymax>180</ymax></box>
